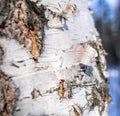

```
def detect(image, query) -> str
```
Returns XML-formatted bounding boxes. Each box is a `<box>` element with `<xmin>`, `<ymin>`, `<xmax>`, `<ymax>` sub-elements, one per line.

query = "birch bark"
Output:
<box><xmin>0</xmin><ymin>0</ymin><xmax>111</xmax><ymax>116</ymax></box>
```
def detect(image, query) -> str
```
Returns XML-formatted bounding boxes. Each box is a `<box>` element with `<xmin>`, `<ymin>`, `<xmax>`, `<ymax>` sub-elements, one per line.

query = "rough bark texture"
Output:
<box><xmin>0</xmin><ymin>0</ymin><xmax>47</xmax><ymax>61</ymax></box>
<box><xmin>0</xmin><ymin>0</ymin><xmax>111</xmax><ymax>116</ymax></box>
<box><xmin>0</xmin><ymin>47</ymin><xmax>19</xmax><ymax>116</ymax></box>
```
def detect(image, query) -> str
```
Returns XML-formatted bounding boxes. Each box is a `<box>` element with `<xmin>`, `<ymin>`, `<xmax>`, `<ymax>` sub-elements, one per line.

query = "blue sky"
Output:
<box><xmin>91</xmin><ymin>0</ymin><xmax>119</xmax><ymax>19</ymax></box>
<box><xmin>91</xmin><ymin>0</ymin><xmax>119</xmax><ymax>32</ymax></box>
<box><xmin>106</xmin><ymin>0</ymin><xmax>119</xmax><ymax>9</ymax></box>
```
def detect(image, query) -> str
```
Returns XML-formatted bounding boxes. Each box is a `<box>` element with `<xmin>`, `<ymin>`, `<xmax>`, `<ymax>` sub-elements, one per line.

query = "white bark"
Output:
<box><xmin>0</xmin><ymin>0</ymin><xmax>110</xmax><ymax>116</ymax></box>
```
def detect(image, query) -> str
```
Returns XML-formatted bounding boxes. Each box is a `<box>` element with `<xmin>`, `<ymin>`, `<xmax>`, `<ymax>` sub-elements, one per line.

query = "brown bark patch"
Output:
<box><xmin>73</xmin><ymin>106</ymin><xmax>80</xmax><ymax>116</ymax></box>
<box><xmin>0</xmin><ymin>70</ymin><xmax>19</xmax><ymax>116</ymax></box>
<box><xmin>58</xmin><ymin>79</ymin><xmax>72</xmax><ymax>99</ymax></box>
<box><xmin>69</xmin><ymin>105</ymin><xmax>82</xmax><ymax>116</ymax></box>
<box><xmin>0</xmin><ymin>0</ymin><xmax>47</xmax><ymax>61</ymax></box>
<box><xmin>58</xmin><ymin>79</ymin><xmax>65</xmax><ymax>99</ymax></box>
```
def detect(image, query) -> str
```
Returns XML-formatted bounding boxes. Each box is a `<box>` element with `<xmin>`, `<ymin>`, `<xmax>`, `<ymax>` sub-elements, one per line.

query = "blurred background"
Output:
<box><xmin>91</xmin><ymin>0</ymin><xmax>120</xmax><ymax>116</ymax></box>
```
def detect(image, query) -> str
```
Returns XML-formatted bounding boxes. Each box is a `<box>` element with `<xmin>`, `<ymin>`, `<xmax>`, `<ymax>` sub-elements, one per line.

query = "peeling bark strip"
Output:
<box><xmin>0</xmin><ymin>47</ymin><xmax>19</xmax><ymax>116</ymax></box>
<box><xmin>0</xmin><ymin>0</ymin><xmax>47</xmax><ymax>61</ymax></box>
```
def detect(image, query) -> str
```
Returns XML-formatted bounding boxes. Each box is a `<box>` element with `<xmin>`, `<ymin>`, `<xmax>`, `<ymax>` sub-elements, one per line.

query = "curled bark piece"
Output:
<box><xmin>31</xmin><ymin>88</ymin><xmax>41</xmax><ymax>99</ymax></box>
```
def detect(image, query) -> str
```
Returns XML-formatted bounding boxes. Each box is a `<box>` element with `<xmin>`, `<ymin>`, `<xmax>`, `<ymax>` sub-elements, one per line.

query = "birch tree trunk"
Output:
<box><xmin>0</xmin><ymin>0</ymin><xmax>111</xmax><ymax>116</ymax></box>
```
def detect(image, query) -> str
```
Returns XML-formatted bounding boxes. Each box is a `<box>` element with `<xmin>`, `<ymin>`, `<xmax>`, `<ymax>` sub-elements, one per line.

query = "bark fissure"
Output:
<box><xmin>89</xmin><ymin>37</ymin><xmax>108</xmax><ymax>81</ymax></box>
